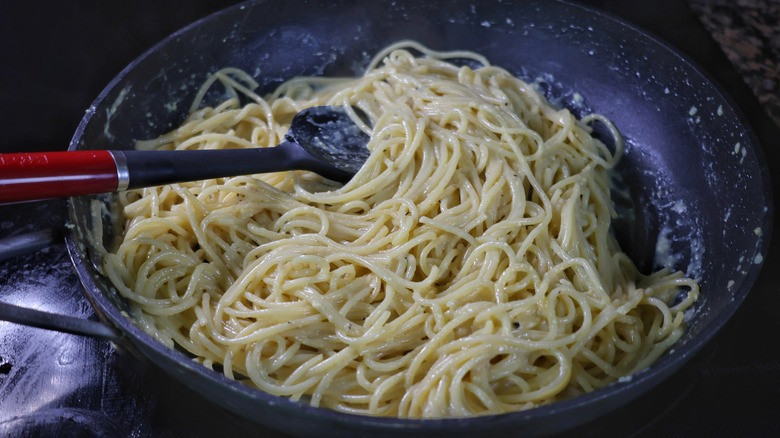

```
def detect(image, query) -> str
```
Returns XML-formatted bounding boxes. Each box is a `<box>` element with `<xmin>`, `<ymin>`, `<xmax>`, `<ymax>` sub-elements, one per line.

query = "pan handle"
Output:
<box><xmin>0</xmin><ymin>229</ymin><xmax>61</xmax><ymax>262</ymax></box>
<box><xmin>0</xmin><ymin>230</ymin><xmax>122</xmax><ymax>341</ymax></box>
<box><xmin>0</xmin><ymin>300</ymin><xmax>121</xmax><ymax>340</ymax></box>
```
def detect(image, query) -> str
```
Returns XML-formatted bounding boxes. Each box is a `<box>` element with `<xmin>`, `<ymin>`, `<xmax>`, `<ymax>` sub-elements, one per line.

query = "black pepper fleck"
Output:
<box><xmin>0</xmin><ymin>358</ymin><xmax>12</xmax><ymax>375</ymax></box>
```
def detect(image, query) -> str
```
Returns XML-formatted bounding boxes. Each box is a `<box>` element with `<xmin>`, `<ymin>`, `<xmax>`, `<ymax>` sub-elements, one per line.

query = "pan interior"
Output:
<box><xmin>65</xmin><ymin>0</ymin><xmax>771</xmax><ymax>434</ymax></box>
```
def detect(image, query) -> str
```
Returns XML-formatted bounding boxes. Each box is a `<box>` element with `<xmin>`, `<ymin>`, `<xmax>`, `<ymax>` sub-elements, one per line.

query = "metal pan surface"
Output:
<box><xmin>64</xmin><ymin>0</ymin><xmax>772</xmax><ymax>436</ymax></box>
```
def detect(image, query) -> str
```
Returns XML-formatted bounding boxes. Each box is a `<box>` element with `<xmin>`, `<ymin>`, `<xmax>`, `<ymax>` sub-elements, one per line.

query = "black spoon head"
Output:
<box><xmin>287</xmin><ymin>106</ymin><xmax>372</xmax><ymax>179</ymax></box>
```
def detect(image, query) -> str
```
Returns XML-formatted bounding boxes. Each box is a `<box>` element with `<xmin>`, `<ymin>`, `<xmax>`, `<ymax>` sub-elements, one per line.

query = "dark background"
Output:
<box><xmin>1</xmin><ymin>0</ymin><xmax>778</xmax><ymax>436</ymax></box>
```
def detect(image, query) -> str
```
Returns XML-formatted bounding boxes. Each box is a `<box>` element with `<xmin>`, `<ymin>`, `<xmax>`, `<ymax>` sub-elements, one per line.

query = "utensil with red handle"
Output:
<box><xmin>0</xmin><ymin>106</ymin><xmax>371</xmax><ymax>204</ymax></box>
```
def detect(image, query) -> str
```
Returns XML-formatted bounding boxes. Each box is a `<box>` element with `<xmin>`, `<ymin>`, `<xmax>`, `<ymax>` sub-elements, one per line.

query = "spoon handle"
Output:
<box><xmin>0</xmin><ymin>150</ymin><xmax>119</xmax><ymax>204</ymax></box>
<box><xmin>121</xmin><ymin>146</ymin><xmax>295</xmax><ymax>189</ymax></box>
<box><xmin>0</xmin><ymin>145</ymin><xmax>300</xmax><ymax>204</ymax></box>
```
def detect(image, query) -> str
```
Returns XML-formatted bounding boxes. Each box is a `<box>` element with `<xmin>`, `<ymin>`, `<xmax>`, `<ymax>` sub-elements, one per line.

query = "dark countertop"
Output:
<box><xmin>690</xmin><ymin>0</ymin><xmax>780</xmax><ymax>127</ymax></box>
<box><xmin>1</xmin><ymin>0</ymin><xmax>779</xmax><ymax>436</ymax></box>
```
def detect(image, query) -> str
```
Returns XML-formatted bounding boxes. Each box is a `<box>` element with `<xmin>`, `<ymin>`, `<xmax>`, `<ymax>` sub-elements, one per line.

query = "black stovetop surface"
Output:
<box><xmin>1</xmin><ymin>1</ymin><xmax>778</xmax><ymax>436</ymax></box>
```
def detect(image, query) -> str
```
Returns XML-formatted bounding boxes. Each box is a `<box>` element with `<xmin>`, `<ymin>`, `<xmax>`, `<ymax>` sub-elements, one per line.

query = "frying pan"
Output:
<box><xmin>15</xmin><ymin>0</ymin><xmax>771</xmax><ymax>435</ymax></box>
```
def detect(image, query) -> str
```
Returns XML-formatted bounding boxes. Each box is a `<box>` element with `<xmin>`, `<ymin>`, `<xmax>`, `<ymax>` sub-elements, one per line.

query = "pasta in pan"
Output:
<box><xmin>102</xmin><ymin>41</ymin><xmax>699</xmax><ymax>417</ymax></box>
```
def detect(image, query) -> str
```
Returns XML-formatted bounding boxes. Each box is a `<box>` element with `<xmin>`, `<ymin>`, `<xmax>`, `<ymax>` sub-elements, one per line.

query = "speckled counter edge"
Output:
<box><xmin>688</xmin><ymin>0</ymin><xmax>780</xmax><ymax>128</ymax></box>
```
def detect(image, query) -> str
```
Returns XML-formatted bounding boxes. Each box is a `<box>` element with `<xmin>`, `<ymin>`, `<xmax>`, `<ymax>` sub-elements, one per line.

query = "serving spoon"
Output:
<box><xmin>0</xmin><ymin>106</ymin><xmax>371</xmax><ymax>204</ymax></box>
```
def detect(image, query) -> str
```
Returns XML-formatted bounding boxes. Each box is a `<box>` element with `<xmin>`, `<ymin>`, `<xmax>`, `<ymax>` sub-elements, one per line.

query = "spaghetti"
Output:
<box><xmin>102</xmin><ymin>41</ymin><xmax>699</xmax><ymax>417</ymax></box>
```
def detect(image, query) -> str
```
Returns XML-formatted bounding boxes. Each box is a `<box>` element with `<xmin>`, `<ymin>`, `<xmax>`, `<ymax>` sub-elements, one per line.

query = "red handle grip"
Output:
<box><xmin>0</xmin><ymin>151</ymin><xmax>118</xmax><ymax>204</ymax></box>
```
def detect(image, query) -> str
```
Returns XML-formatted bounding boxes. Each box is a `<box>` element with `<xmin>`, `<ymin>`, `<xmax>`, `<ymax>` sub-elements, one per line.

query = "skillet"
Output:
<box><xmin>13</xmin><ymin>0</ymin><xmax>772</xmax><ymax>436</ymax></box>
